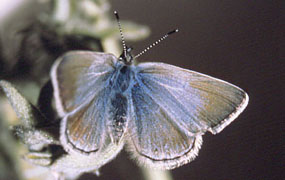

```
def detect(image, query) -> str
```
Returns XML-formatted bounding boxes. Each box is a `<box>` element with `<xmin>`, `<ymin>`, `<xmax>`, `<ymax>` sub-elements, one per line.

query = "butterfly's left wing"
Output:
<box><xmin>126</xmin><ymin>62</ymin><xmax>248</xmax><ymax>169</ymax></box>
<box><xmin>127</xmin><ymin>82</ymin><xmax>203</xmax><ymax>169</ymax></box>
<box><xmin>136</xmin><ymin>62</ymin><xmax>249</xmax><ymax>134</ymax></box>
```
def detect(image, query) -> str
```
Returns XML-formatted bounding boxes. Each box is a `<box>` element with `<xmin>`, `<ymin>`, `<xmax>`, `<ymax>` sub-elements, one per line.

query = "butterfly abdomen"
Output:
<box><xmin>107</xmin><ymin>92</ymin><xmax>128</xmax><ymax>144</ymax></box>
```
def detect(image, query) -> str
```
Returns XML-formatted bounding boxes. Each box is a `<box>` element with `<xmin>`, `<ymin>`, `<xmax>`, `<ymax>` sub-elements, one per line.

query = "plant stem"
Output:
<box><xmin>142</xmin><ymin>168</ymin><xmax>173</xmax><ymax>180</ymax></box>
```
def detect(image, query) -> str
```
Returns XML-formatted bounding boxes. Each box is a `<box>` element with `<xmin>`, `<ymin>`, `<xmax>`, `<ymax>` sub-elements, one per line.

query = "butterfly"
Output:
<box><xmin>50</xmin><ymin>11</ymin><xmax>248</xmax><ymax>170</ymax></box>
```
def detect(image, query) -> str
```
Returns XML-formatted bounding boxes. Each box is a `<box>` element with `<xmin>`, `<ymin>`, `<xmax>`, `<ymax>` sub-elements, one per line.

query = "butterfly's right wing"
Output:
<box><xmin>51</xmin><ymin>51</ymin><xmax>116</xmax><ymax>117</ymax></box>
<box><xmin>51</xmin><ymin>51</ymin><xmax>121</xmax><ymax>154</ymax></box>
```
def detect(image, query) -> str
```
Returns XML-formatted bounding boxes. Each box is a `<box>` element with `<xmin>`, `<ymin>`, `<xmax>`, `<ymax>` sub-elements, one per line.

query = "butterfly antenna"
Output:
<box><xmin>134</xmin><ymin>29</ymin><xmax>179</xmax><ymax>59</ymax></box>
<box><xmin>114</xmin><ymin>11</ymin><xmax>127</xmax><ymax>57</ymax></box>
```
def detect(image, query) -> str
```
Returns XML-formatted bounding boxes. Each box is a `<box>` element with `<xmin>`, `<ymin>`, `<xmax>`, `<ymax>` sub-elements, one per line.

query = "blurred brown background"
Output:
<box><xmin>90</xmin><ymin>1</ymin><xmax>282</xmax><ymax>180</ymax></box>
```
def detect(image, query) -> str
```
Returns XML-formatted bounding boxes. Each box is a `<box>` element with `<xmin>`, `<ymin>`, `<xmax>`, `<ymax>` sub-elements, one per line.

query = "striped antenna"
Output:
<box><xmin>114</xmin><ymin>11</ymin><xmax>127</xmax><ymax>57</ymax></box>
<box><xmin>134</xmin><ymin>29</ymin><xmax>179</xmax><ymax>59</ymax></box>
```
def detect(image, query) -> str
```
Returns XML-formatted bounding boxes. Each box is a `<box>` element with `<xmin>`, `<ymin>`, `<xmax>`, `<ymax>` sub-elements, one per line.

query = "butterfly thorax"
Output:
<box><xmin>109</xmin><ymin>62</ymin><xmax>135</xmax><ymax>93</ymax></box>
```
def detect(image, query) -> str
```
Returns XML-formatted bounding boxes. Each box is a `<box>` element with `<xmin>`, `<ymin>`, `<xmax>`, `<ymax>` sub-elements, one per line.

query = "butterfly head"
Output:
<box><xmin>119</xmin><ymin>46</ymin><xmax>134</xmax><ymax>65</ymax></box>
<box><xmin>114</xmin><ymin>11</ymin><xmax>178</xmax><ymax>65</ymax></box>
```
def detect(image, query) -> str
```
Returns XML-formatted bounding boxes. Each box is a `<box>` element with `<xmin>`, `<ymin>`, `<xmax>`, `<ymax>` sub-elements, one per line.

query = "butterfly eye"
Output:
<box><xmin>127</xmin><ymin>46</ymin><xmax>133</xmax><ymax>52</ymax></box>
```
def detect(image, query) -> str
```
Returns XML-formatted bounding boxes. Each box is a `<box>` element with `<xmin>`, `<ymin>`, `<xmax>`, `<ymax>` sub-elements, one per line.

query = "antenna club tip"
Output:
<box><xmin>114</xmin><ymin>10</ymin><xmax>120</xmax><ymax>19</ymax></box>
<box><xmin>175</xmin><ymin>28</ymin><xmax>179</xmax><ymax>32</ymax></box>
<box><xmin>167</xmin><ymin>29</ymin><xmax>179</xmax><ymax>35</ymax></box>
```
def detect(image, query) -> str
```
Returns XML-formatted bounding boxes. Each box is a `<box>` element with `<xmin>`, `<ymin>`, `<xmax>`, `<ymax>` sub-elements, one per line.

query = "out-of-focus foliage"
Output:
<box><xmin>0</xmin><ymin>79</ymin><xmax>125</xmax><ymax>180</ymax></box>
<box><xmin>0</xmin><ymin>114</ymin><xmax>21</xmax><ymax>180</ymax></box>
<box><xmin>0</xmin><ymin>0</ymin><xmax>150</xmax><ymax>179</ymax></box>
<box><xmin>0</xmin><ymin>0</ymin><xmax>149</xmax><ymax>85</ymax></box>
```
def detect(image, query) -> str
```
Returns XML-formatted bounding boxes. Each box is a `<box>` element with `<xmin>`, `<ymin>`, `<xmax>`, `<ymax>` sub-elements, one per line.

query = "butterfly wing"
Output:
<box><xmin>60</xmin><ymin>87</ymin><xmax>115</xmax><ymax>153</ymax></box>
<box><xmin>51</xmin><ymin>51</ymin><xmax>120</xmax><ymax>153</ymax></box>
<box><xmin>137</xmin><ymin>62</ymin><xmax>249</xmax><ymax>134</ymax></box>
<box><xmin>51</xmin><ymin>51</ymin><xmax>116</xmax><ymax>117</ymax></box>
<box><xmin>127</xmin><ymin>83</ymin><xmax>203</xmax><ymax>169</ymax></box>
<box><xmin>127</xmin><ymin>62</ymin><xmax>248</xmax><ymax>169</ymax></box>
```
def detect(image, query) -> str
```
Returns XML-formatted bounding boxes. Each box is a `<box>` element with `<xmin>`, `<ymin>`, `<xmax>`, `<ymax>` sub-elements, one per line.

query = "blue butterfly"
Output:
<box><xmin>51</xmin><ymin>11</ymin><xmax>248</xmax><ymax>170</ymax></box>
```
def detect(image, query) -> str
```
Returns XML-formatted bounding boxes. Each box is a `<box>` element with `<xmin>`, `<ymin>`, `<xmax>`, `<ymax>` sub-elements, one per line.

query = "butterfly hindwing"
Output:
<box><xmin>127</xmin><ymin>82</ymin><xmax>202</xmax><ymax>169</ymax></box>
<box><xmin>60</xmin><ymin>87</ymin><xmax>112</xmax><ymax>153</ymax></box>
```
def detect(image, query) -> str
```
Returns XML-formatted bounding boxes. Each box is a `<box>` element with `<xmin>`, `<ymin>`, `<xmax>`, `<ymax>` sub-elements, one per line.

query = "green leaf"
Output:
<box><xmin>0</xmin><ymin>80</ymin><xmax>39</xmax><ymax>127</ymax></box>
<box><xmin>0</xmin><ymin>80</ymin><xmax>58</xmax><ymax>150</ymax></box>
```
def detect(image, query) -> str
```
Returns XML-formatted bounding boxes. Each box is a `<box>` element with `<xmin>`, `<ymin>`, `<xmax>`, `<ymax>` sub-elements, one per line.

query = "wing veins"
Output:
<box><xmin>149</xmin><ymin>76</ymin><xmax>238</xmax><ymax>114</ymax></box>
<box><xmin>146</xmin><ymin>77</ymin><xmax>210</xmax><ymax>124</ymax></box>
<box><xmin>136</xmin><ymin>77</ymin><xmax>202</xmax><ymax>133</ymax></box>
<box><xmin>82</xmin><ymin>70</ymin><xmax>112</xmax><ymax>78</ymax></box>
<box><xmin>129</xmin><ymin>92</ymin><xmax>195</xmax><ymax>161</ymax></box>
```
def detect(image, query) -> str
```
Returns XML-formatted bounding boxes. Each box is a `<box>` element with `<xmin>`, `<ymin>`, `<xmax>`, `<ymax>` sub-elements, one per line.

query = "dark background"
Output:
<box><xmin>82</xmin><ymin>1</ymin><xmax>282</xmax><ymax>180</ymax></box>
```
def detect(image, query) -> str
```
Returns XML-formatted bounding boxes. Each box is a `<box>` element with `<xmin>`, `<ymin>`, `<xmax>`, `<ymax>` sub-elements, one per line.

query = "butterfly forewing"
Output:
<box><xmin>51</xmin><ymin>51</ymin><xmax>116</xmax><ymax>117</ymax></box>
<box><xmin>136</xmin><ymin>62</ymin><xmax>249</xmax><ymax>135</ymax></box>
